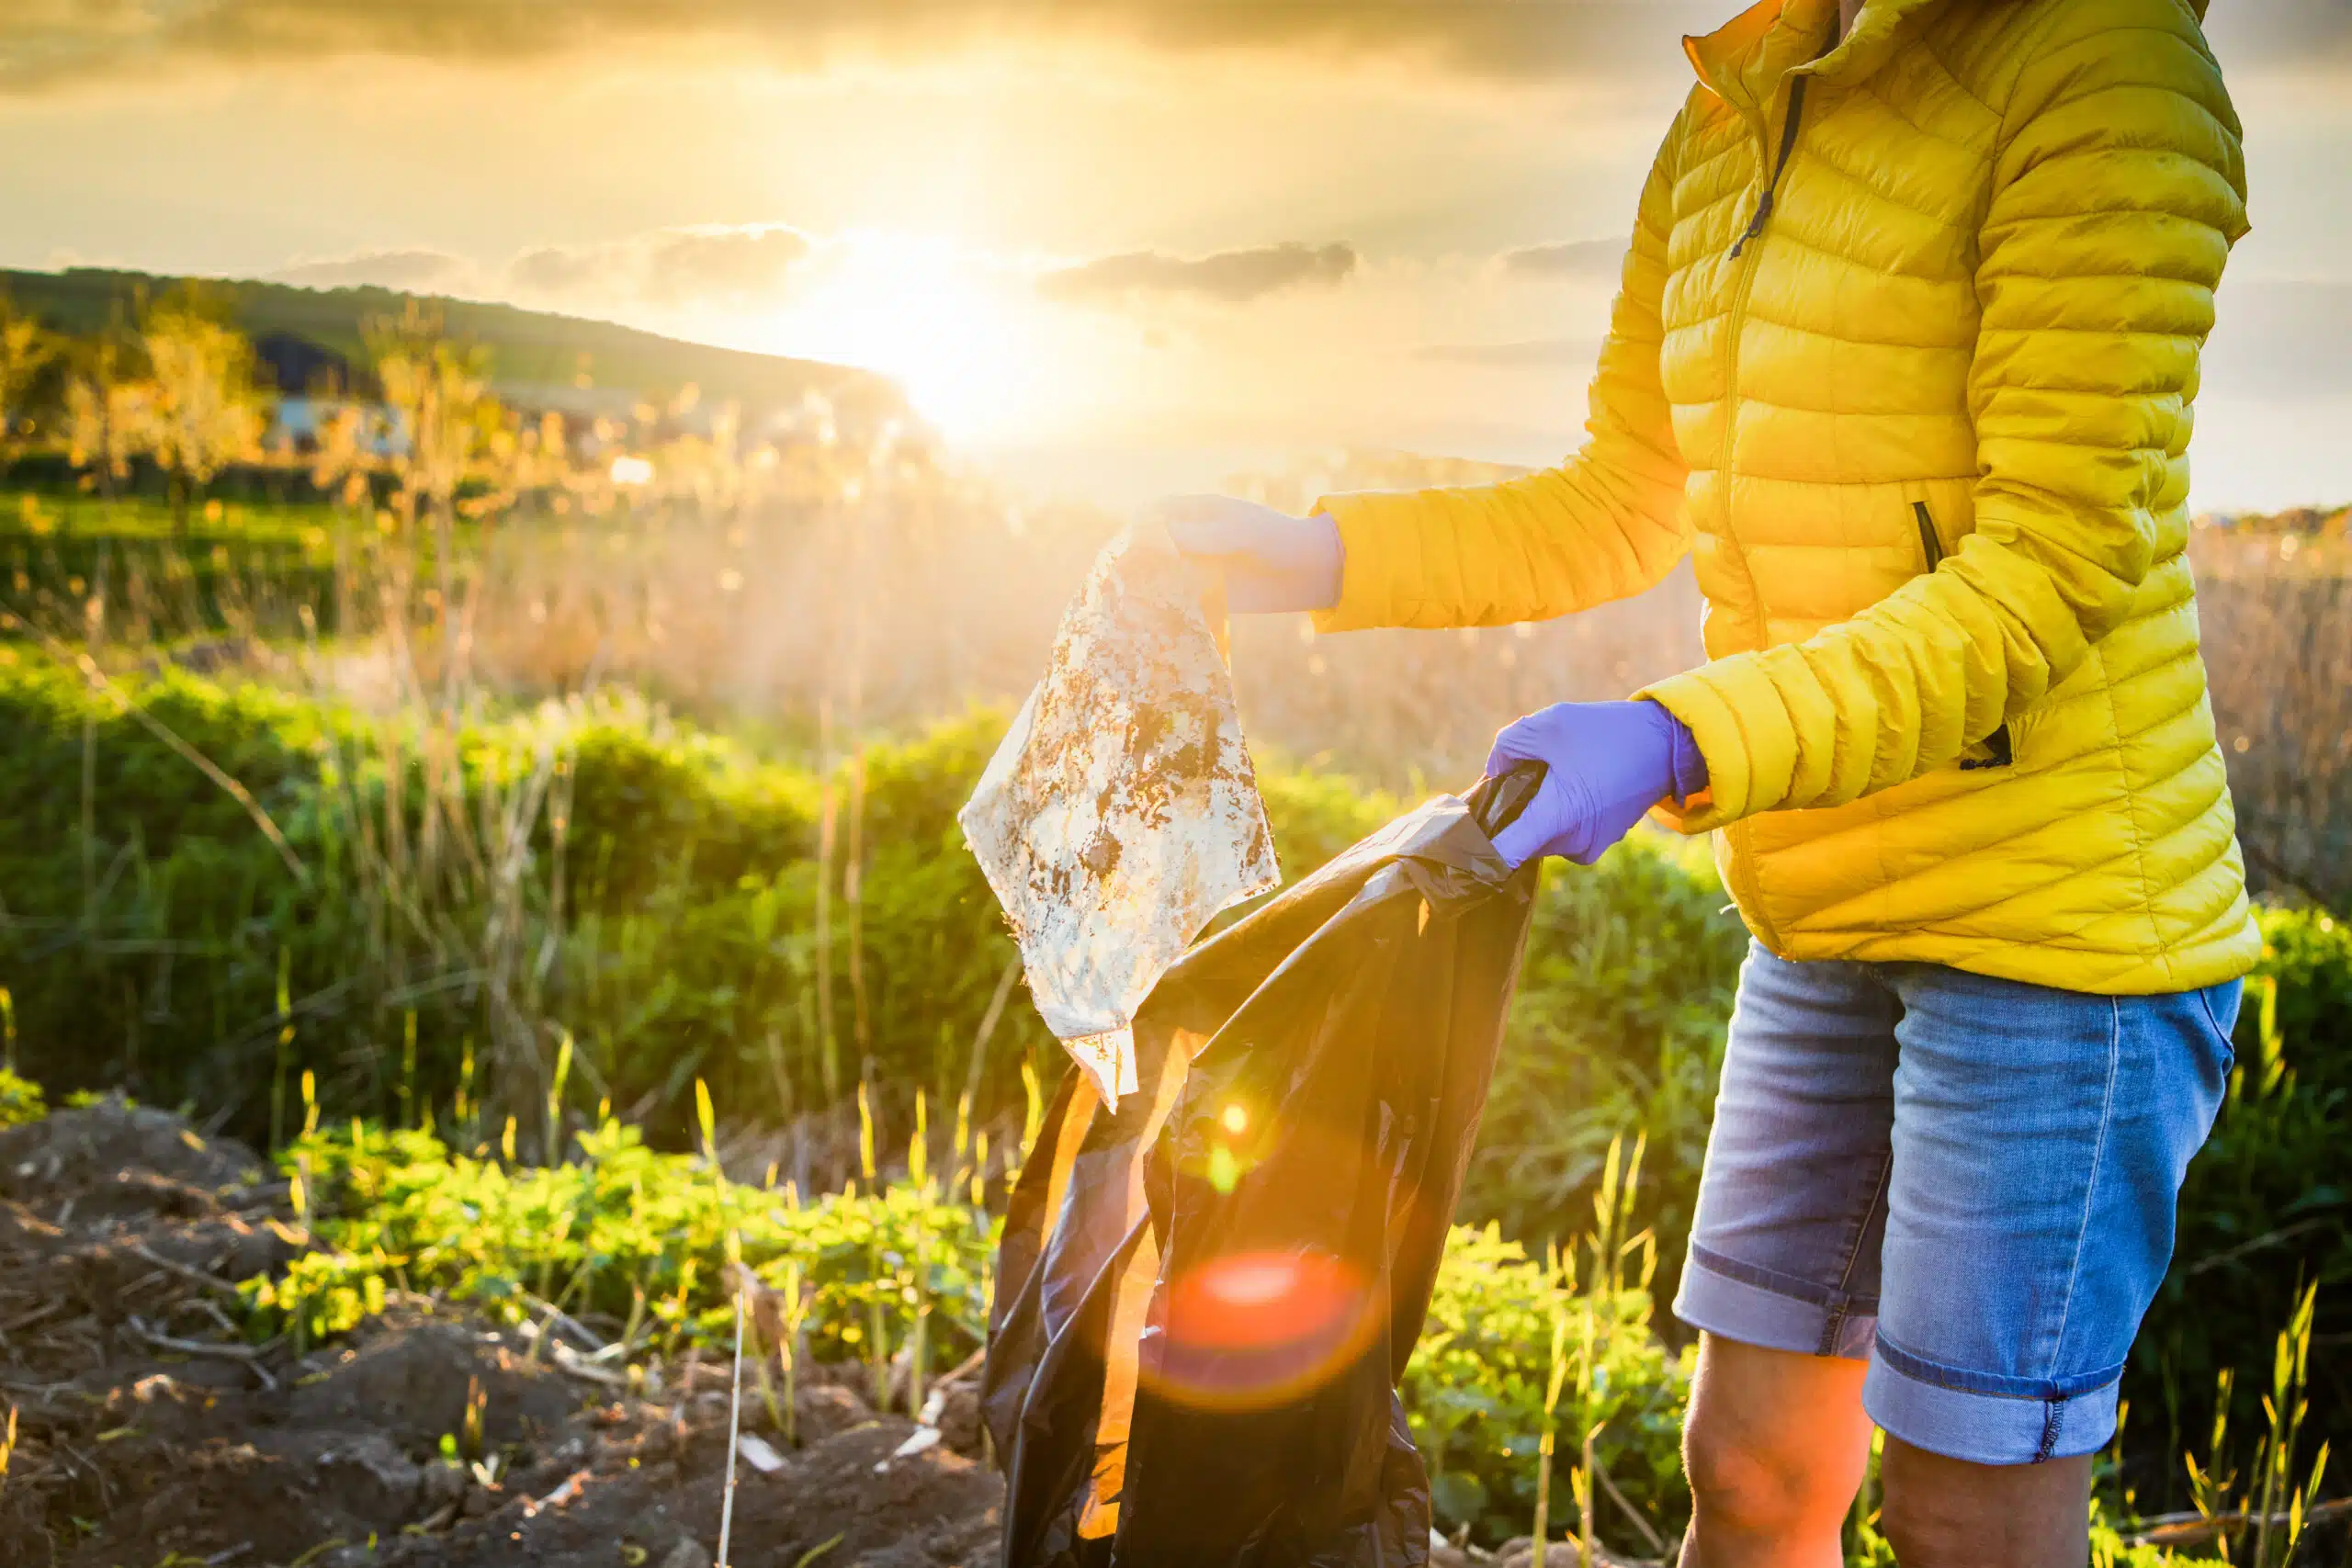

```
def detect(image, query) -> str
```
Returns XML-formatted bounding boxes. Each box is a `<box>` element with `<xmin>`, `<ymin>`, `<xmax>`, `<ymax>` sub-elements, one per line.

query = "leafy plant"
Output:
<box><xmin>1405</xmin><ymin>1140</ymin><xmax>1693</xmax><ymax>1549</ymax></box>
<box><xmin>244</xmin><ymin>1109</ymin><xmax>1001</xmax><ymax>1390</ymax></box>
<box><xmin>2141</xmin><ymin>908</ymin><xmax>2352</xmax><ymax>1511</ymax></box>
<box><xmin>0</xmin><ymin>1067</ymin><xmax>44</xmax><ymax>1129</ymax></box>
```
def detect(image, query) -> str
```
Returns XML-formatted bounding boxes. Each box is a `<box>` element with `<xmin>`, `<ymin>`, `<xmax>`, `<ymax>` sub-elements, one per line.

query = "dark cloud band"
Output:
<box><xmin>6</xmin><ymin>1</ymin><xmax>2346</xmax><ymax>95</ymax></box>
<box><xmin>1498</xmin><ymin>239</ymin><xmax>1623</xmax><ymax>281</ymax></box>
<box><xmin>1039</xmin><ymin>243</ymin><xmax>1359</xmax><ymax>307</ymax></box>
<box><xmin>8</xmin><ymin>1</ymin><xmax>2341</xmax><ymax>94</ymax></box>
<box><xmin>277</xmin><ymin>249</ymin><xmax>469</xmax><ymax>291</ymax></box>
<box><xmin>514</xmin><ymin>226</ymin><xmax>813</xmax><ymax>305</ymax></box>
<box><xmin>0</xmin><ymin>1</ymin><xmax>1724</xmax><ymax>90</ymax></box>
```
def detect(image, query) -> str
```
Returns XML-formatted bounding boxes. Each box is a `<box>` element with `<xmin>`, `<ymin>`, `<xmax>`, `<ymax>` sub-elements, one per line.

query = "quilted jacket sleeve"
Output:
<box><xmin>1643</xmin><ymin>0</ymin><xmax>2247</xmax><ymax>831</ymax></box>
<box><xmin>1307</xmin><ymin>122</ymin><xmax>1691</xmax><ymax>632</ymax></box>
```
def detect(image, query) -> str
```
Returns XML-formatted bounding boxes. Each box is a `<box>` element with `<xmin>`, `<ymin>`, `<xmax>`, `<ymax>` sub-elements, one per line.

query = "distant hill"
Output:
<box><xmin>0</xmin><ymin>266</ymin><xmax>909</xmax><ymax>434</ymax></box>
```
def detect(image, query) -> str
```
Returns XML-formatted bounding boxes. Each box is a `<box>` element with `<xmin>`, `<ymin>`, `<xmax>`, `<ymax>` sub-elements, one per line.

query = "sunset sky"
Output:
<box><xmin>3</xmin><ymin>1</ymin><xmax>2348</xmax><ymax>510</ymax></box>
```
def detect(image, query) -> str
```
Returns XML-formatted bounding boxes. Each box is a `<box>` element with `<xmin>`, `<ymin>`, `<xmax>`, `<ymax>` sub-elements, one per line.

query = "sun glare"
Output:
<box><xmin>776</xmin><ymin>233</ymin><xmax>1056</xmax><ymax>445</ymax></box>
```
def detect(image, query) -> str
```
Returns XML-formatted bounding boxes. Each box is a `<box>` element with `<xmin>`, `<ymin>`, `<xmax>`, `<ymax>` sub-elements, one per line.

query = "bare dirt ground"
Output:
<box><xmin>0</xmin><ymin>1098</ymin><xmax>1003</xmax><ymax>1568</ymax></box>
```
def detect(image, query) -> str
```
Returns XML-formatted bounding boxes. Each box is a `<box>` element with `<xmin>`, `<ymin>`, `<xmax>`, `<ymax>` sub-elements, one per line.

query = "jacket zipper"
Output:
<box><xmin>1717</xmin><ymin>75</ymin><xmax>1810</xmax><ymax>953</ymax></box>
<box><xmin>1915</xmin><ymin>501</ymin><xmax>2016</xmax><ymax>771</ymax></box>
<box><xmin>1730</xmin><ymin>75</ymin><xmax>1809</xmax><ymax>259</ymax></box>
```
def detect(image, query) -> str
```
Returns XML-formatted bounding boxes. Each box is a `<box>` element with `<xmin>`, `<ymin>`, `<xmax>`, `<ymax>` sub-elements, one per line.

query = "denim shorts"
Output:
<box><xmin>1673</xmin><ymin>942</ymin><xmax>2241</xmax><ymax>1465</ymax></box>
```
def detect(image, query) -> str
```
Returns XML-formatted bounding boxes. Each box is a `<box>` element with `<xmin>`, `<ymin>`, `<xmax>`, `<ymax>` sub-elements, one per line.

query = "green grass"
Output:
<box><xmin>0</xmin><ymin>489</ymin><xmax>337</xmax><ymax>545</ymax></box>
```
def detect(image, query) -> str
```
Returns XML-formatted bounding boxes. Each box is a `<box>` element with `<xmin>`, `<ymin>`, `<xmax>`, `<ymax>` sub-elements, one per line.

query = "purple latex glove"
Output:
<box><xmin>1486</xmin><ymin>700</ymin><xmax>1708</xmax><ymax>869</ymax></box>
<box><xmin>1153</xmin><ymin>495</ymin><xmax>1345</xmax><ymax>614</ymax></box>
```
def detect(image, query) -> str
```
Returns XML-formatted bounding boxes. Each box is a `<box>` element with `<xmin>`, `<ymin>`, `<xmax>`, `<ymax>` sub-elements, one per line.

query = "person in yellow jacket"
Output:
<box><xmin>1164</xmin><ymin>0</ymin><xmax>2256</xmax><ymax>1562</ymax></box>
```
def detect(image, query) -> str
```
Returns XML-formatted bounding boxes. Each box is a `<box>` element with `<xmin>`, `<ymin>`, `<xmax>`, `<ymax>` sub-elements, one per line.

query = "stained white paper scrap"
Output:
<box><xmin>959</xmin><ymin>522</ymin><xmax>1281</xmax><ymax>1106</ymax></box>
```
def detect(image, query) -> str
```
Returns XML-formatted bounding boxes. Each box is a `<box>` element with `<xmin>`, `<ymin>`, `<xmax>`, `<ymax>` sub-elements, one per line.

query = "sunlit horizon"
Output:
<box><xmin>4</xmin><ymin>3</ymin><xmax>2349</xmax><ymax>510</ymax></box>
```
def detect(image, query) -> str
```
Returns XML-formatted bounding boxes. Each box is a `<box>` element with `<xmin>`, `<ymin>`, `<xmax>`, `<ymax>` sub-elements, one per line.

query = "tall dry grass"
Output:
<box><xmin>323</xmin><ymin>439</ymin><xmax>1702</xmax><ymax>794</ymax></box>
<box><xmin>2190</xmin><ymin>520</ymin><xmax>2352</xmax><ymax>908</ymax></box>
<box><xmin>11</xmin><ymin>436</ymin><xmax>2346</xmax><ymax>905</ymax></box>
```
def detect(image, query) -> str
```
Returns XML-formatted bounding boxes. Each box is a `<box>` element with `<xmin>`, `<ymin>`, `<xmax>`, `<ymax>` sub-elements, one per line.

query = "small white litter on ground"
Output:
<box><xmin>960</xmin><ymin>522</ymin><xmax>1280</xmax><ymax>1106</ymax></box>
<box><xmin>876</xmin><ymin>1425</ymin><xmax>944</xmax><ymax>1471</ymax></box>
<box><xmin>734</xmin><ymin>1433</ymin><xmax>786</xmax><ymax>1474</ymax></box>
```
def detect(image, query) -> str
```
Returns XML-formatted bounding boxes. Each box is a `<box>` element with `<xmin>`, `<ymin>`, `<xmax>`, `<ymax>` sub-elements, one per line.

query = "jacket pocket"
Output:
<box><xmin>1913</xmin><ymin>501</ymin><xmax>2014</xmax><ymax>772</ymax></box>
<box><xmin>1913</xmin><ymin>500</ymin><xmax>1946</xmax><ymax>571</ymax></box>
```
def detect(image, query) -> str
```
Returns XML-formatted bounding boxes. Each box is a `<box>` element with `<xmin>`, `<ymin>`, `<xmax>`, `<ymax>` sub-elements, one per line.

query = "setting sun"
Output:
<box><xmin>754</xmin><ymin>231</ymin><xmax>1054</xmax><ymax>445</ymax></box>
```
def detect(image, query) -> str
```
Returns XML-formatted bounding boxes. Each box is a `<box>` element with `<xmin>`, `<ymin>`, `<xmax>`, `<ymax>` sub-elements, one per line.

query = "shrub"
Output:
<box><xmin>255</xmin><ymin>1109</ymin><xmax>1000</xmax><ymax>1385</ymax></box>
<box><xmin>1405</xmin><ymin>1220</ymin><xmax>1693</xmax><ymax>1546</ymax></box>
<box><xmin>1466</xmin><ymin>833</ymin><xmax>1747</xmax><ymax>1316</ymax></box>
<box><xmin>2135</xmin><ymin>906</ymin><xmax>2352</xmax><ymax>1507</ymax></box>
<box><xmin>0</xmin><ymin>1066</ymin><xmax>42</xmax><ymax>1127</ymax></box>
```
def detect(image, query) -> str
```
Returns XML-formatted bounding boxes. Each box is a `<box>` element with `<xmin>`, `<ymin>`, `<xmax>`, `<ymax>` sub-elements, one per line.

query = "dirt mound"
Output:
<box><xmin>0</xmin><ymin>1100</ymin><xmax>1006</xmax><ymax>1568</ymax></box>
<box><xmin>0</xmin><ymin>1093</ymin><xmax>267</xmax><ymax>1207</ymax></box>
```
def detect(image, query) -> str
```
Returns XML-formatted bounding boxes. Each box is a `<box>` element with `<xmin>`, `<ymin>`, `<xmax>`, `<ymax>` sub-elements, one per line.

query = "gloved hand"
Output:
<box><xmin>1151</xmin><ymin>495</ymin><xmax>1345</xmax><ymax>614</ymax></box>
<box><xmin>1486</xmin><ymin>700</ymin><xmax>1709</xmax><ymax>869</ymax></box>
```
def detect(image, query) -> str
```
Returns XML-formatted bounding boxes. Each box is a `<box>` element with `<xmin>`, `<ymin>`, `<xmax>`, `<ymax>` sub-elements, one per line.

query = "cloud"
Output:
<box><xmin>1498</xmin><ymin>239</ymin><xmax>1623</xmax><ymax>283</ymax></box>
<box><xmin>640</xmin><ymin>227</ymin><xmax>814</xmax><ymax>303</ymax></box>
<box><xmin>274</xmin><ymin>248</ymin><xmax>470</xmax><ymax>291</ymax></box>
<box><xmin>1039</xmin><ymin>243</ymin><xmax>1358</xmax><ymax>308</ymax></box>
<box><xmin>6</xmin><ymin>0</ymin><xmax>2348</xmax><ymax>96</ymax></box>
<box><xmin>508</xmin><ymin>246</ymin><xmax>604</xmax><ymax>297</ymax></box>
<box><xmin>510</xmin><ymin>224</ymin><xmax>814</xmax><ymax>306</ymax></box>
<box><xmin>0</xmin><ymin>1</ymin><xmax>1733</xmax><ymax>92</ymax></box>
<box><xmin>1415</xmin><ymin>336</ymin><xmax>1601</xmax><ymax>367</ymax></box>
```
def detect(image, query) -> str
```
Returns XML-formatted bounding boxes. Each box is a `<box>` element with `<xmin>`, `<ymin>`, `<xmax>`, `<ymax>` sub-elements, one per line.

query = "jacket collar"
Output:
<box><xmin>1687</xmin><ymin>0</ymin><xmax>2215</xmax><ymax>108</ymax></box>
<box><xmin>1684</xmin><ymin>0</ymin><xmax>1942</xmax><ymax>107</ymax></box>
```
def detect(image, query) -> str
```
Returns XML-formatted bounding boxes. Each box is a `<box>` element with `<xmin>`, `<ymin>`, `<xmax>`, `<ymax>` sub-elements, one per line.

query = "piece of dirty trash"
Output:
<box><xmin>734</xmin><ymin>1433</ymin><xmax>786</xmax><ymax>1474</ymax></box>
<box><xmin>877</xmin><ymin>1425</ymin><xmax>944</xmax><ymax>1471</ymax></box>
<box><xmin>960</xmin><ymin>521</ymin><xmax>1280</xmax><ymax>1106</ymax></box>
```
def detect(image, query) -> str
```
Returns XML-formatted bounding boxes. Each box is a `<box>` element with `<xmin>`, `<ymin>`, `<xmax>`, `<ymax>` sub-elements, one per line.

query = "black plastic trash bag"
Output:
<box><xmin>981</xmin><ymin>767</ymin><xmax>1545</xmax><ymax>1568</ymax></box>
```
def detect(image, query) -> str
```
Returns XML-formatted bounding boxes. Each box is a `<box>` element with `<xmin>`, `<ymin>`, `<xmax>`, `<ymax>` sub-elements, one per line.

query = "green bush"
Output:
<box><xmin>0</xmin><ymin>656</ymin><xmax>1062</xmax><ymax>1148</ymax></box>
<box><xmin>257</xmin><ymin>1110</ymin><xmax>999</xmax><ymax>1382</ymax></box>
<box><xmin>0</xmin><ymin>1066</ymin><xmax>42</xmax><ymax>1127</ymax></box>
<box><xmin>1405</xmin><ymin>1220</ymin><xmax>1693</xmax><ymax>1544</ymax></box>
<box><xmin>2134</xmin><ymin>906</ymin><xmax>2352</xmax><ymax>1506</ymax></box>
<box><xmin>1467</xmin><ymin>835</ymin><xmax>1747</xmax><ymax>1315</ymax></box>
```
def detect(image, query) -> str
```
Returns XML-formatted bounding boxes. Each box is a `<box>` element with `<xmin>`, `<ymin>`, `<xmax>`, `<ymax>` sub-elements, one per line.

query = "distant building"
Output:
<box><xmin>254</xmin><ymin>332</ymin><xmax>409</xmax><ymax>457</ymax></box>
<box><xmin>254</xmin><ymin>333</ymin><xmax>371</xmax><ymax>400</ymax></box>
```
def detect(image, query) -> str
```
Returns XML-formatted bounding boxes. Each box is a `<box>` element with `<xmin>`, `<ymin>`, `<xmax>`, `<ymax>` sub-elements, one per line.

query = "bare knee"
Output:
<box><xmin>1683</xmin><ymin>1409</ymin><xmax>1853</xmax><ymax>1536</ymax></box>
<box><xmin>1680</xmin><ymin>1337</ymin><xmax>1871</xmax><ymax>1542</ymax></box>
<box><xmin>1877</xmin><ymin>1463</ymin><xmax>1969</xmax><ymax>1565</ymax></box>
<box><xmin>1878</xmin><ymin>1435</ymin><xmax>2090</xmax><ymax>1568</ymax></box>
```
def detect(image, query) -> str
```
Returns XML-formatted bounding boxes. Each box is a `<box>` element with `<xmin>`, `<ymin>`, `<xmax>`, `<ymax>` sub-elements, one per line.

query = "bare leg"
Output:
<box><xmin>1678</xmin><ymin>1336</ymin><xmax>1872</xmax><ymax>1568</ymax></box>
<box><xmin>1878</xmin><ymin>1435</ymin><xmax>2092</xmax><ymax>1568</ymax></box>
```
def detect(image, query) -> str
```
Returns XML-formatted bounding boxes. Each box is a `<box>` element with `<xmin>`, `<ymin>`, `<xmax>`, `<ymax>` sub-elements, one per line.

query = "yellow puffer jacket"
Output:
<box><xmin>1313</xmin><ymin>0</ymin><xmax>2259</xmax><ymax>993</ymax></box>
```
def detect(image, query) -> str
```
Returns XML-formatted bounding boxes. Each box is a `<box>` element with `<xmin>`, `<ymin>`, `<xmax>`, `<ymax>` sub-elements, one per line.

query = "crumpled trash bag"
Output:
<box><xmin>981</xmin><ymin>766</ymin><xmax>1545</xmax><ymax>1568</ymax></box>
<box><xmin>961</xmin><ymin>521</ymin><xmax>1281</xmax><ymax>1106</ymax></box>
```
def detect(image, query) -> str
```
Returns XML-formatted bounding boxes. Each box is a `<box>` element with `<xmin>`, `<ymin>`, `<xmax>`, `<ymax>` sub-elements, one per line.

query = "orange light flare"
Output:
<box><xmin>1147</xmin><ymin>1248</ymin><xmax>1384</xmax><ymax>1410</ymax></box>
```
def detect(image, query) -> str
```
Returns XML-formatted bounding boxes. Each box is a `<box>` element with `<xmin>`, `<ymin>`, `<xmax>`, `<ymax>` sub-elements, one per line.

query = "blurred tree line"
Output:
<box><xmin>0</xmin><ymin>281</ymin><xmax>272</xmax><ymax>531</ymax></box>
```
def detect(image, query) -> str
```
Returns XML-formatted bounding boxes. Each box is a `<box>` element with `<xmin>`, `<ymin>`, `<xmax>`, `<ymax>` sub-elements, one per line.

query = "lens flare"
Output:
<box><xmin>1147</xmin><ymin>1248</ymin><xmax>1381</xmax><ymax>1410</ymax></box>
<box><xmin>1219</xmin><ymin>1101</ymin><xmax>1250</xmax><ymax>1134</ymax></box>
